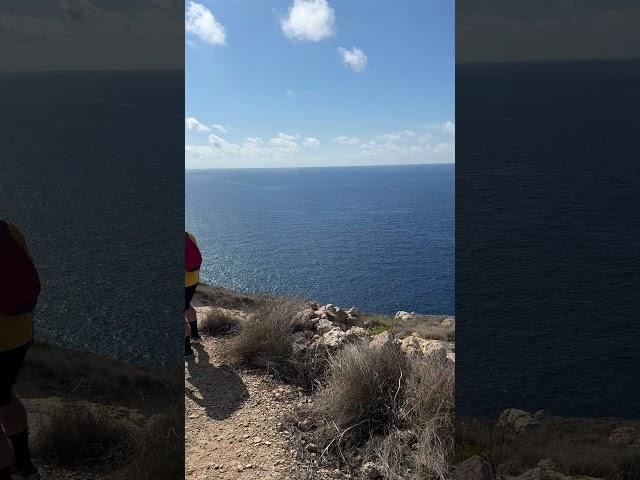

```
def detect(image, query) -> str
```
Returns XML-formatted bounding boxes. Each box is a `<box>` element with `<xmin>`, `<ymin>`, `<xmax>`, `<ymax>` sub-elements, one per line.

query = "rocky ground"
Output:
<box><xmin>186</xmin><ymin>286</ymin><xmax>455</xmax><ymax>479</ymax></box>
<box><xmin>185</xmin><ymin>336</ymin><xmax>315</xmax><ymax>480</ymax></box>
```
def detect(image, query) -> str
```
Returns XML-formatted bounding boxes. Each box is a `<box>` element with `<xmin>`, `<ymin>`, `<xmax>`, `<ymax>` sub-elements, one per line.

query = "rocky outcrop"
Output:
<box><xmin>369</xmin><ymin>331</ymin><xmax>394</xmax><ymax>350</ymax></box>
<box><xmin>498</xmin><ymin>408</ymin><xmax>541</xmax><ymax>433</ymax></box>
<box><xmin>399</xmin><ymin>333</ymin><xmax>451</xmax><ymax>366</ymax></box>
<box><xmin>289</xmin><ymin>303</ymin><xmax>455</xmax><ymax>363</ymax></box>
<box><xmin>395</xmin><ymin>310</ymin><xmax>416</xmax><ymax>322</ymax></box>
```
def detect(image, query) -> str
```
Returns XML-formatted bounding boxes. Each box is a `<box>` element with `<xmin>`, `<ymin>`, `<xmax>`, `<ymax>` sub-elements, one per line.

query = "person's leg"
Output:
<box><xmin>186</xmin><ymin>305</ymin><xmax>200</xmax><ymax>340</ymax></box>
<box><xmin>185</xmin><ymin>285</ymin><xmax>201</xmax><ymax>341</ymax></box>
<box><xmin>1</xmin><ymin>392</ymin><xmax>36</xmax><ymax>475</ymax></box>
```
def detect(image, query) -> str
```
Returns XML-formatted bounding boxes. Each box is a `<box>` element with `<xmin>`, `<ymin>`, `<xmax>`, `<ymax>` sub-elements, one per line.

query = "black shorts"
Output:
<box><xmin>185</xmin><ymin>284</ymin><xmax>198</xmax><ymax>311</ymax></box>
<box><xmin>0</xmin><ymin>342</ymin><xmax>30</xmax><ymax>406</ymax></box>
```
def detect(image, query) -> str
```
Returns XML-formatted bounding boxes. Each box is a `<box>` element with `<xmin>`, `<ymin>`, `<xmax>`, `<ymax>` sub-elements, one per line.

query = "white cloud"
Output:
<box><xmin>338</xmin><ymin>46</ymin><xmax>367</xmax><ymax>73</ymax></box>
<box><xmin>208</xmin><ymin>133</ymin><xmax>235</xmax><ymax>150</ymax></box>
<box><xmin>424</xmin><ymin>121</ymin><xmax>455</xmax><ymax>135</ymax></box>
<box><xmin>269</xmin><ymin>132</ymin><xmax>300</xmax><ymax>151</ymax></box>
<box><xmin>212</xmin><ymin>124</ymin><xmax>230</xmax><ymax>134</ymax></box>
<box><xmin>378</xmin><ymin>130</ymin><xmax>416</xmax><ymax>141</ymax></box>
<box><xmin>280</xmin><ymin>0</ymin><xmax>335</xmax><ymax>42</ymax></box>
<box><xmin>332</xmin><ymin>136</ymin><xmax>360</xmax><ymax>145</ymax></box>
<box><xmin>186</xmin><ymin>123</ymin><xmax>454</xmax><ymax>168</ymax></box>
<box><xmin>185</xmin><ymin>116</ymin><xmax>210</xmax><ymax>133</ymax></box>
<box><xmin>185</xmin><ymin>1</ymin><xmax>226</xmax><ymax>46</ymax></box>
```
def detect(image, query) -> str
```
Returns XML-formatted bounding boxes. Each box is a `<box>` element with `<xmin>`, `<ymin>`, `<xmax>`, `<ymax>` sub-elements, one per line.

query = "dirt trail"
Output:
<box><xmin>185</xmin><ymin>337</ymin><xmax>312</xmax><ymax>480</ymax></box>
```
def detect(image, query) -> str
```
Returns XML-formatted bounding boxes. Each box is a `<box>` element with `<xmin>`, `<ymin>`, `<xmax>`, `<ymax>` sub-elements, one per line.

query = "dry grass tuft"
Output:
<box><xmin>222</xmin><ymin>298</ymin><xmax>305</xmax><ymax>379</ymax></box>
<box><xmin>35</xmin><ymin>406</ymin><xmax>131</xmax><ymax>468</ymax></box>
<box><xmin>310</xmin><ymin>342</ymin><xmax>454</xmax><ymax>479</ymax></box>
<box><xmin>199</xmin><ymin>308</ymin><xmax>241</xmax><ymax>336</ymax></box>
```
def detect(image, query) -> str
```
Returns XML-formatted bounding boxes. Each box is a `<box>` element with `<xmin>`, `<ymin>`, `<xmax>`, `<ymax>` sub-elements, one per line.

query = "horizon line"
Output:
<box><xmin>185</xmin><ymin>162</ymin><xmax>455</xmax><ymax>171</ymax></box>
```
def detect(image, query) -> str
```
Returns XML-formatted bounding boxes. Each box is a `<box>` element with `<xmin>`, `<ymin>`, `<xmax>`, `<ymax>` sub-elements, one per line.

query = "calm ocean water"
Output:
<box><xmin>186</xmin><ymin>164</ymin><xmax>454</xmax><ymax>315</ymax></box>
<box><xmin>457</xmin><ymin>59</ymin><xmax>640</xmax><ymax>419</ymax></box>
<box><xmin>0</xmin><ymin>71</ymin><xmax>184</xmax><ymax>367</ymax></box>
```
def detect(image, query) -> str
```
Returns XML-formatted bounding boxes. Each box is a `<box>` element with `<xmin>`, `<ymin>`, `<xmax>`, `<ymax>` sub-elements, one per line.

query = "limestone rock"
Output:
<box><xmin>345</xmin><ymin>326</ymin><xmax>368</xmax><ymax>341</ymax></box>
<box><xmin>456</xmin><ymin>455</ymin><xmax>491</xmax><ymax>480</ymax></box>
<box><xmin>498</xmin><ymin>408</ymin><xmax>540</xmax><ymax>433</ymax></box>
<box><xmin>316</xmin><ymin>318</ymin><xmax>335</xmax><ymax>335</ymax></box>
<box><xmin>441</xmin><ymin>317</ymin><xmax>455</xmax><ymax>327</ymax></box>
<box><xmin>333</xmin><ymin>307</ymin><xmax>349</xmax><ymax>322</ymax></box>
<box><xmin>320</xmin><ymin>328</ymin><xmax>346</xmax><ymax>349</ymax></box>
<box><xmin>394</xmin><ymin>311</ymin><xmax>415</xmax><ymax>322</ymax></box>
<box><xmin>369</xmin><ymin>331</ymin><xmax>394</xmax><ymax>350</ymax></box>
<box><xmin>399</xmin><ymin>333</ymin><xmax>449</xmax><ymax>365</ymax></box>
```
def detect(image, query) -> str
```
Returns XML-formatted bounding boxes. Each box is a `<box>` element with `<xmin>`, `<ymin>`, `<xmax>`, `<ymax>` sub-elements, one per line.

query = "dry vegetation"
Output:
<box><xmin>198</xmin><ymin>308</ymin><xmax>242</xmax><ymax>336</ymax></box>
<box><xmin>456</xmin><ymin>417</ymin><xmax>640</xmax><ymax>479</ymax></box>
<box><xmin>356</xmin><ymin>314</ymin><xmax>454</xmax><ymax>342</ymax></box>
<box><xmin>198</xmin><ymin>284</ymin><xmax>455</xmax><ymax>479</ymax></box>
<box><xmin>309</xmin><ymin>343</ymin><xmax>454</xmax><ymax>479</ymax></box>
<box><xmin>17</xmin><ymin>342</ymin><xmax>183</xmax><ymax>479</ymax></box>
<box><xmin>221</xmin><ymin>298</ymin><xmax>305</xmax><ymax>376</ymax></box>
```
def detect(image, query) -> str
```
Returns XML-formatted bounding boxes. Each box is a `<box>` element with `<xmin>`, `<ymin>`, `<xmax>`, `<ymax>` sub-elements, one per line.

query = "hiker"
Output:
<box><xmin>185</xmin><ymin>231</ymin><xmax>203</xmax><ymax>357</ymax></box>
<box><xmin>0</xmin><ymin>220</ymin><xmax>42</xmax><ymax>480</ymax></box>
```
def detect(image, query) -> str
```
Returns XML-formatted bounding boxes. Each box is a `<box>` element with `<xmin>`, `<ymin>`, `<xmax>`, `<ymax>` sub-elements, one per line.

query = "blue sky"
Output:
<box><xmin>185</xmin><ymin>0</ymin><xmax>454</xmax><ymax>168</ymax></box>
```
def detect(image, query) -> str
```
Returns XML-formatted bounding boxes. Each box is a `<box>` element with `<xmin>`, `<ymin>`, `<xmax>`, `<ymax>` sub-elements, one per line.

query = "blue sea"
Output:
<box><xmin>186</xmin><ymin>164</ymin><xmax>454</xmax><ymax>315</ymax></box>
<box><xmin>456</xmin><ymin>59</ymin><xmax>640</xmax><ymax>419</ymax></box>
<box><xmin>0</xmin><ymin>70</ymin><xmax>184</xmax><ymax>368</ymax></box>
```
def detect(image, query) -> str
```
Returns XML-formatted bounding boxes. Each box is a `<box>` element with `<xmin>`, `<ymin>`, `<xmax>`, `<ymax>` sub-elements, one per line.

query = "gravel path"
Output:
<box><xmin>185</xmin><ymin>337</ymin><xmax>313</xmax><ymax>480</ymax></box>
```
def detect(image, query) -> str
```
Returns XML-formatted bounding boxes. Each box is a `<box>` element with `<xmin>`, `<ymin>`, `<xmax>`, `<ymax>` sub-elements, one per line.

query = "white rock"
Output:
<box><xmin>498</xmin><ymin>408</ymin><xmax>540</xmax><ymax>433</ymax></box>
<box><xmin>399</xmin><ymin>333</ymin><xmax>449</xmax><ymax>365</ymax></box>
<box><xmin>395</xmin><ymin>310</ymin><xmax>415</xmax><ymax>322</ymax></box>
<box><xmin>316</xmin><ymin>318</ymin><xmax>335</xmax><ymax>335</ymax></box>
<box><xmin>369</xmin><ymin>331</ymin><xmax>394</xmax><ymax>350</ymax></box>
<box><xmin>441</xmin><ymin>317</ymin><xmax>455</xmax><ymax>327</ymax></box>
<box><xmin>321</xmin><ymin>328</ymin><xmax>346</xmax><ymax>349</ymax></box>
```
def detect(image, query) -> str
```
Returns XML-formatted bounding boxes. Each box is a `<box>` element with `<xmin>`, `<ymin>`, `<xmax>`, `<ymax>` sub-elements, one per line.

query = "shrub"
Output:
<box><xmin>312</xmin><ymin>342</ymin><xmax>408</xmax><ymax>453</ymax></box>
<box><xmin>35</xmin><ymin>405</ymin><xmax>130</xmax><ymax>467</ymax></box>
<box><xmin>309</xmin><ymin>342</ymin><xmax>454</xmax><ymax>478</ymax></box>
<box><xmin>199</xmin><ymin>308</ymin><xmax>241</xmax><ymax>336</ymax></box>
<box><xmin>367</xmin><ymin>324</ymin><xmax>392</xmax><ymax>335</ymax></box>
<box><xmin>223</xmin><ymin>298</ymin><xmax>301</xmax><ymax>378</ymax></box>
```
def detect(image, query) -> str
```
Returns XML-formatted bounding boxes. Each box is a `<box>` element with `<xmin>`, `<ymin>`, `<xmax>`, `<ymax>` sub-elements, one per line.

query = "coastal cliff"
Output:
<box><xmin>186</xmin><ymin>284</ymin><xmax>455</xmax><ymax>479</ymax></box>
